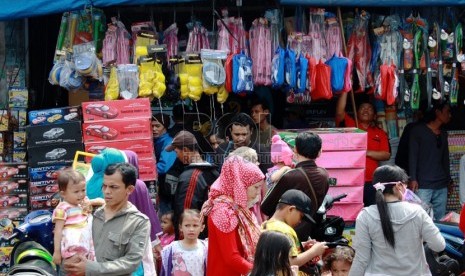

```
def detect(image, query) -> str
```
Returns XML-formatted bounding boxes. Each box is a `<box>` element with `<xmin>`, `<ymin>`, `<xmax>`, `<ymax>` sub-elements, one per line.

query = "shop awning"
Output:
<box><xmin>0</xmin><ymin>0</ymin><xmax>204</xmax><ymax>21</ymax></box>
<box><xmin>279</xmin><ymin>0</ymin><xmax>465</xmax><ymax>6</ymax></box>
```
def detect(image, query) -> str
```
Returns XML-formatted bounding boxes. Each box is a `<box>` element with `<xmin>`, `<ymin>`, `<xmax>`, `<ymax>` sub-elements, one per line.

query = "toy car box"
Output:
<box><xmin>29</xmin><ymin>180</ymin><xmax>58</xmax><ymax>195</ymax></box>
<box><xmin>12</xmin><ymin>149</ymin><xmax>26</xmax><ymax>163</ymax></box>
<box><xmin>8</xmin><ymin>89</ymin><xmax>28</xmax><ymax>108</ymax></box>
<box><xmin>10</xmin><ymin>108</ymin><xmax>27</xmax><ymax>130</ymax></box>
<box><xmin>0</xmin><ymin>110</ymin><xmax>9</xmax><ymax>132</ymax></box>
<box><xmin>138</xmin><ymin>158</ymin><xmax>157</xmax><ymax>181</ymax></box>
<box><xmin>27</xmin><ymin>142</ymin><xmax>83</xmax><ymax>167</ymax></box>
<box><xmin>0</xmin><ymin>179</ymin><xmax>28</xmax><ymax>195</ymax></box>
<box><xmin>29</xmin><ymin>164</ymin><xmax>68</xmax><ymax>181</ymax></box>
<box><xmin>85</xmin><ymin>138</ymin><xmax>154</xmax><ymax>159</ymax></box>
<box><xmin>27</xmin><ymin>121</ymin><xmax>82</xmax><ymax>147</ymax></box>
<box><xmin>0</xmin><ymin>221</ymin><xmax>19</xmax><ymax>247</ymax></box>
<box><xmin>82</xmin><ymin>118</ymin><xmax>152</xmax><ymax>143</ymax></box>
<box><xmin>0</xmin><ymin>163</ymin><xmax>28</xmax><ymax>180</ymax></box>
<box><xmin>29</xmin><ymin>193</ymin><xmax>55</xmax><ymax>211</ymax></box>
<box><xmin>28</xmin><ymin>106</ymin><xmax>82</xmax><ymax>126</ymax></box>
<box><xmin>82</xmin><ymin>98</ymin><xmax>151</xmax><ymax>122</ymax></box>
<box><xmin>0</xmin><ymin>193</ymin><xmax>28</xmax><ymax>208</ymax></box>
<box><xmin>0</xmin><ymin>207</ymin><xmax>27</xmax><ymax>221</ymax></box>
<box><xmin>13</xmin><ymin>132</ymin><xmax>26</xmax><ymax>149</ymax></box>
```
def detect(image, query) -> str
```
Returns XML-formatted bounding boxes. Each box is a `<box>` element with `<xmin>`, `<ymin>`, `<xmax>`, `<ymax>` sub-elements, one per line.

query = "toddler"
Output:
<box><xmin>160</xmin><ymin>209</ymin><xmax>207</xmax><ymax>275</ymax></box>
<box><xmin>52</xmin><ymin>168</ymin><xmax>95</xmax><ymax>269</ymax></box>
<box><xmin>266</xmin><ymin>135</ymin><xmax>294</xmax><ymax>190</ymax></box>
<box><xmin>154</xmin><ymin>211</ymin><xmax>176</xmax><ymax>272</ymax></box>
<box><xmin>322</xmin><ymin>246</ymin><xmax>355</xmax><ymax>276</ymax></box>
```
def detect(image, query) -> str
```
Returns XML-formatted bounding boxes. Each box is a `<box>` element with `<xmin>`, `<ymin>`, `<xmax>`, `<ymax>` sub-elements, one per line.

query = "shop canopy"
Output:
<box><xmin>0</xmin><ymin>0</ymin><xmax>204</xmax><ymax>21</ymax></box>
<box><xmin>279</xmin><ymin>0</ymin><xmax>465</xmax><ymax>6</ymax></box>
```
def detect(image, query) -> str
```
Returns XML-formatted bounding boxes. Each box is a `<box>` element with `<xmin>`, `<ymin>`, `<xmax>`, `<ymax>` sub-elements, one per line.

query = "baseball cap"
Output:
<box><xmin>165</xmin><ymin>130</ymin><xmax>198</xmax><ymax>152</ymax></box>
<box><xmin>279</xmin><ymin>189</ymin><xmax>315</xmax><ymax>223</ymax></box>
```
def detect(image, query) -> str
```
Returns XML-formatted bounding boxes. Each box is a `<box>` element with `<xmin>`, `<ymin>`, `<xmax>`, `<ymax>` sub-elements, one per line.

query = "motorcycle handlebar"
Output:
<box><xmin>331</xmin><ymin>193</ymin><xmax>348</xmax><ymax>203</ymax></box>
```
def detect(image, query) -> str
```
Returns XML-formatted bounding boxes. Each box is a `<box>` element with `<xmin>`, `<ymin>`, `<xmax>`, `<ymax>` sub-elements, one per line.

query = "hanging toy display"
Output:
<box><xmin>201</xmin><ymin>49</ymin><xmax>227</xmax><ymax>96</ymax></box>
<box><xmin>410</xmin><ymin>29</ymin><xmax>423</xmax><ymax>110</ymax></box>
<box><xmin>117</xmin><ymin>64</ymin><xmax>139</xmax><ymax>99</ymax></box>
<box><xmin>232</xmin><ymin>51</ymin><xmax>254</xmax><ymax>95</ymax></box>
<box><xmin>184</xmin><ymin>54</ymin><xmax>204</xmax><ymax>101</ymax></box>
<box><xmin>249</xmin><ymin>18</ymin><xmax>272</xmax><ymax>86</ymax></box>
<box><xmin>105</xmin><ymin>66</ymin><xmax>119</xmax><ymax>100</ymax></box>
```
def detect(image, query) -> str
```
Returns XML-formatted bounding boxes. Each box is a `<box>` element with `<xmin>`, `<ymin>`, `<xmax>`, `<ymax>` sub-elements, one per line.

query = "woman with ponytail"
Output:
<box><xmin>349</xmin><ymin>165</ymin><xmax>445</xmax><ymax>276</ymax></box>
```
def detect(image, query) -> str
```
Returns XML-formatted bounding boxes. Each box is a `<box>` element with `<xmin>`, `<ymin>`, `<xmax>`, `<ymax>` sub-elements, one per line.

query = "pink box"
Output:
<box><xmin>328</xmin><ymin>186</ymin><xmax>364</xmax><ymax>203</ymax></box>
<box><xmin>315</xmin><ymin>128</ymin><xmax>367</xmax><ymax>151</ymax></box>
<box><xmin>327</xmin><ymin>202</ymin><xmax>364</xmax><ymax>222</ymax></box>
<box><xmin>85</xmin><ymin>139</ymin><xmax>154</xmax><ymax>160</ymax></box>
<box><xmin>138</xmin><ymin>158</ymin><xmax>157</xmax><ymax>181</ymax></box>
<box><xmin>82</xmin><ymin>118</ymin><xmax>152</xmax><ymax>143</ymax></box>
<box><xmin>316</xmin><ymin>150</ymin><xmax>366</xmax><ymax>169</ymax></box>
<box><xmin>326</xmin><ymin>168</ymin><xmax>365</xmax><ymax>186</ymax></box>
<box><xmin>82</xmin><ymin>98</ymin><xmax>152</xmax><ymax>122</ymax></box>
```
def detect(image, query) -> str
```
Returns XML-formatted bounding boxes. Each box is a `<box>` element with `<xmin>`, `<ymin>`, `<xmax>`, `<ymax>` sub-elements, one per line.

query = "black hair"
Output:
<box><xmin>172</xmin><ymin>104</ymin><xmax>184</xmax><ymax>122</ymax></box>
<box><xmin>161</xmin><ymin>210</ymin><xmax>174</xmax><ymax>220</ymax></box>
<box><xmin>251</xmin><ymin>100</ymin><xmax>270</xmax><ymax>112</ymax></box>
<box><xmin>295</xmin><ymin>132</ymin><xmax>322</xmax><ymax>159</ymax></box>
<box><xmin>179</xmin><ymin>209</ymin><xmax>202</xmax><ymax>225</ymax></box>
<box><xmin>104</xmin><ymin>163</ymin><xmax>137</xmax><ymax>188</ymax></box>
<box><xmin>229</xmin><ymin>112</ymin><xmax>255</xmax><ymax>130</ymax></box>
<box><xmin>57</xmin><ymin>168</ymin><xmax>85</xmax><ymax>192</ymax></box>
<box><xmin>372</xmin><ymin>165</ymin><xmax>409</xmax><ymax>248</ymax></box>
<box><xmin>423</xmin><ymin>100</ymin><xmax>450</xmax><ymax>123</ymax></box>
<box><xmin>250</xmin><ymin>231</ymin><xmax>293</xmax><ymax>276</ymax></box>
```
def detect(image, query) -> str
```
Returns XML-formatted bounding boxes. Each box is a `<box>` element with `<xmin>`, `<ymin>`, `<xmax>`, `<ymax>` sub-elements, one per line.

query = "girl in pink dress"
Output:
<box><xmin>52</xmin><ymin>169</ymin><xmax>96</xmax><ymax>270</ymax></box>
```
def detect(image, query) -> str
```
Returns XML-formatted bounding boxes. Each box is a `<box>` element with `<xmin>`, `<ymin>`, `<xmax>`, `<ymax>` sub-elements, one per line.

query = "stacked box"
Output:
<box><xmin>82</xmin><ymin>98</ymin><xmax>156</xmax><ymax>181</ymax></box>
<box><xmin>0</xmin><ymin>163</ymin><xmax>29</xmax><ymax>224</ymax></box>
<box><xmin>27</xmin><ymin>107</ymin><xmax>84</xmax><ymax>211</ymax></box>
<box><xmin>279</xmin><ymin>128</ymin><xmax>367</xmax><ymax>222</ymax></box>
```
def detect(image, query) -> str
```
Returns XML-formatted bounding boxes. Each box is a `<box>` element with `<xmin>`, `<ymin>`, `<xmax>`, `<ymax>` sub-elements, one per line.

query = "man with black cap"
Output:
<box><xmin>262</xmin><ymin>189</ymin><xmax>327</xmax><ymax>274</ymax></box>
<box><xmin>165</xmin><ymin>130</ymin><xmax>219</xmax><ymax>238</ymax></box>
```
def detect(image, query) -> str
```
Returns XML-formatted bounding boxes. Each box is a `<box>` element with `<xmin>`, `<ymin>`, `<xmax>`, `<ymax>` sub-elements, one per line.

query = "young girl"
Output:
<box><xmin>154</xmin><ymin>211</ymin><xmax>176</xmax><ymax>272</ymax></box>
<box><xmin>266</xmin><ymin>135</ymin><xmax>294</xmax><ymax>190</ymax></box>
<box><xmin>52</xmin><ymin>168</ymin><xmax>95</xmax><ymax>268</ymax></box>
<box><xmin>322</xmin><ymin>246</ymin><xmax>355</xmax><ymax>276</ymax></box>
<box><xmin>160</xmin><ymin>209</ymin><xmax>207</xmax><ymax>276</ymax></box>
<box><xmin>250</xmin><ymin>231</ymin><xmax>298</xmax><ymax>276</ymax></box>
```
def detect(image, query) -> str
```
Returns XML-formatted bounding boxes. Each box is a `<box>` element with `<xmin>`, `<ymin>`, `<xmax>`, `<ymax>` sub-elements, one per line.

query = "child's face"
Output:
<box><xmin>60</xmin><ymin>181</ymin><xmax>86</xmax><ymax>206</ymax></box>
<box><xmin>331</xmin><ymin>260</ymin><xmax>351</xmax><ymax>276</ymax></box>
<box><xmin>285</xmin><ymin>206</ymin><xmax>304</xmax><ymax>228</ymax></box>
<box><xmin>161</xmin><ymin>214</ymin><xmax>174</xmax><ymax>234</ymax></box>
<box><xmin>179</xmin><ymin>215</ymin><xmax>204</xmax><ymax>242</ymax></box>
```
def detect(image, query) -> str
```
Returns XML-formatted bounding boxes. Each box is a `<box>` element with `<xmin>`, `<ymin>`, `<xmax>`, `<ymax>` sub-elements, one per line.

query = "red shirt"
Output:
<box><xmin>207</xmin><ymin>216</ymin><xmax>253</xmax><ymax>276</ymax></box>
<box><xmin>338</xmin><ymin>113</ymin><xmax>390</xmax><ymax>182</ymax></box>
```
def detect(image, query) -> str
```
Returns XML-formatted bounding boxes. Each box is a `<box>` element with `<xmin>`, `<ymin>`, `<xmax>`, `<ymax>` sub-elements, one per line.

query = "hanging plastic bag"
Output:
<box><xmin>105</xmin><ymin>66</ymin><xmax>119</xmax><ymax>100</ymax></box>
<box><xmin>73</xmin><ymin>42</ymin><xmax>103</xmax><ymax>81</ymax></box>
<box><xmin>312</xmin><ymin>60</ymin><xmax>332</xmax><ymax>100</ymax></box>
<box><xmin>232</xmin><ymin>51</ymin><xmax>254</xmax><ymax>94</ymax></box>
<box><xmin>224</xmin><ymin>53</ymin><xmax>235</xmax><ymax>92</ymax></box>
<box><xmin>272</xmin><ymin>47</ymin><xmax>285</xmax><ymax>88</ymax></box>
<box><xmin>284</xmin><ymin>48</ymin><xmax>297</xmax><ymax>90</ymax></box>
<box><xmin>306</xmin><ymin>54</ymin><xmax>317</xmax><ymax>93</ymax></box>
<box><xmin>217</xmin><ymin>85</ymin><xmax>229</xmax><ymax>104</ymax></box>
<box><xmin>325</xmin><ymin>54</ymin><xmax>348</xmax><ymax>93</ymax></box>
<box><xmin>297</xmin><ymin>54</ymin><xmax>308</xmax><ymax>94</ymax></box>
<box><xmin>117</xmin><ymin>64</ymin><xmax>139</xmax><ymax>99</ymax></box>
<box><xmin>342</xmin><ymin>56</ymin><xmax>353</xmax><ymax>93</ymax></box>
<box><xmin>250</xmin><ymin>18</ymin><xmax>272</xmax><ymax>86</ymax></box>
<box><xmin>58</xmin><ymin>60</ymin><xmax>83</xmax><ymax>91</ymax></box>
<box><xmin>138</xmin><ymin>61</ymin><xmax>156</xmax><ymax>98</ymax></box>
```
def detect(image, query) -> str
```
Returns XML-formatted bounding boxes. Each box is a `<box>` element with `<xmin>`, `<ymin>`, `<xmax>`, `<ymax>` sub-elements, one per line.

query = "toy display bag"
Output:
<box><xmin>232</xmin><ymin>51</ymin><xmax>254</xmax><ymax>94</ymax></box>
<box><xmin>271</xmin><ymin>46</ymin><xmax>285</xmax><ymax>88</ymax></box>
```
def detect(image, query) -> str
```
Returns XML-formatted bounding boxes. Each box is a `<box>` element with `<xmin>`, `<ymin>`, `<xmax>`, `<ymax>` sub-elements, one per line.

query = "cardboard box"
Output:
<box><xmin>326</xmin><ymin>168</ymin><xmax>365</xmax><ymax>186</ymax></box>
<box><xmin>13</xmin><ymin>132</ymin><xmax>26</xmax><ymax>149</ymax></box>
<box><xmin>85</xmin><ymin>138</ymin><xmax>154</xmax><ymax>160</ymax></box>
<box><xmin>0</xmin><ymin>247</ymin><xmax>13</xmax><ymax>269</ymax></box>
<box><xmin>0</xmin><ymin>221</ymin><xmax>19</xmax><ymax>247</ymax></box>
<box><xmin>0</xmin><ymin>207</ymin><xmax>28</xmax><ymax>221</ymax></box>
<box><xmin>327</xmin><ymin>186</ymin><xmax>364</xmax><ymax>203</ymax></box>
<box><xmin>138</xmin><ymin>158</ymin><xmax>157</xmax><ymax>181</ymax></box>
<box><xmin>29</xmin><ymin>193</ymin><xmax>55</xmax><ymax>210</ymax></box>
<box><xmin>29</xmin><ymin>180</ymin><xmax>58</xmax><ymax>195</ymax></box>
<box><xmin>278</xmin><ymin>128</ymin><xmax>367</xmax><ymax>151</ymax></box>
<box><xmin>28</xmin><ymin>106</ymin><xmax>82</xmax><ymax>126</ymax></box>
<box><xmin>82</xmin><ymin>119</ymin><xmax>152</xmax><ymax>143</ymax></box>
<box><xmin>0</xmin><ymin>193</ymin><xmax>28</xmax><ymax>208</ymax></box>
<box><xmin>0</xmin><ymin>179</ymin><xmax>28</xmax><ymax>195</ymax></box>
<box><xmin>0</xmin><ymin>110</ymin><xmax>9</xmax><ymax>132</ymax></box>
<box><xmin>82</xmin><ymin>98</ymin><xmax>151</xmax><ymax>122</ymax></box>
<box><xmin>316</xmin><ymin>150</ymin><xmax>366</xmax><ymax>169</ymax></box>
<box><xmin>27</xmin><ymin>143</ymin><xmax>83</xmax><ymax>167</ymax></box>
<box><xmin>0</xmin><ymin>163</ymin><xmax>28</xmax><ymax>180</ymax></box>
<box><xmin>27</xmin><ymin>121</ymin><xmax>82</xmax><ymax>147</ymax></box>
<box><xmin>8</xmin><ymin>89</ymin><xmax>28</xmax><ymax>108</ymax></box>
<box><xmin>29</xmin><ymin>165</ymin><xmax>68</xmax><ymax>181</ymax></box>
<box><xmin>10</xmin><ymin>108</ymin><xmax>27</xmax><ymax>130</ymax></box>
<box><xmin>12</xmin><ymin>150</ymin><xmax>26</xmax><ymax>163</ymax></box>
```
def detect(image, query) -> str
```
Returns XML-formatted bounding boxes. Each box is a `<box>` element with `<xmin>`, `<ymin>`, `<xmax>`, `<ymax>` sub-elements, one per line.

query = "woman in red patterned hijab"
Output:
<box><xmin>201</xmin><ymin>155</ymin><xmax>265</xmax><ymax>276</ymax></box>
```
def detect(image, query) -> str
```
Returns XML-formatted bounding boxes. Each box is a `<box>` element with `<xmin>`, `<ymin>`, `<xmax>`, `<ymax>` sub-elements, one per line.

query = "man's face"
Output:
<box><xmin>102</xmin><ymin>171</ymin><xmax>133</xmax><ymax>208</ymax></box>
<box><xmin>230</xmin><ymin>124</ymin><xmax>251</xmax><ymax>147</ymax></box>
<box><xmin>174</xmin><ymin>147</ymin><xmax>190</xmax><ymax>164</ymax></box>
<box><xmin>357</xmin><ymin>103</ymin><xmax>375</xmax><ymax>124</ymax></box>
<box><xmin>251</xmin><ymin>105</ymin><xmax>269</xmax><ymax>125</ymax></box>
<box><xmin>152</xmin><ymin>121</ymin><xmax>166</xmax><ymax>138</ymax></box>
<box><xmin>437</xmin><ymin>105</ymin><xmax>452</xmax><ymax>125</ymax></box>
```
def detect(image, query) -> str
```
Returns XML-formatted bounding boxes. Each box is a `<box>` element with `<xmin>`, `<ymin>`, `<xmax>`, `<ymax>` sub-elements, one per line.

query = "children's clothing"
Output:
<box><xmin>160</xmin><ymin>240</ymin><xmax>208</xmax><ymax>276</ymax></box>
<box><xmin>52</xmin><ymin>201</ymin><xmax>95</xmax><ymax>260</ymax></box>
<box><xmin>160</xmin><ymin>233</ymin><xmax>175</xmax><ymax>248</ymax></box>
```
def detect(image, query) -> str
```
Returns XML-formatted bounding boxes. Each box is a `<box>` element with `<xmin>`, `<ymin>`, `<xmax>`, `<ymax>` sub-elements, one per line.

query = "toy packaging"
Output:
<box><xmin>81</xmin><ymin>98</ymin><xmax>151</xmax><ymax>121</ymax></box>
<box><xmin>26</xmin><ymin>121</ymin><xmax>83</xmax><ymax>147</ymax></box>
<box><xmin>27</xmin><ymin>143</ymin><xmax>83</xmax><ymax>167</ymax></box>
<box><xmin>85</xmin><ymin>138</ymin><xmax>154</xmax><ymax>159</ymax></box>
<box><xmin>0</xmin><ymin>163</ymin><xmax>28</xmax><ymax>180</ymax></box>
<box><xmin>28</xmin><ymin>106</ymin><xmax>82</xmax><ymax>126</ymax></box>
<box><xmin>8</xmin><ymin>89</ymin><xmax>28</xmax><ymax>108</ymax></box>
<box><xmin>0</xmin><ymin>179</ymin><xmax>28</xmax><ymax>195</ymax></box>
<box><xmin>29</xmin><ymin>165</ymin><xmax>67</xmax><ymax>181</ymax></box>
<box><xmin>82</xmin><ymin>118</ymin><xmax>151</xmax><ymax>143</ymax></box>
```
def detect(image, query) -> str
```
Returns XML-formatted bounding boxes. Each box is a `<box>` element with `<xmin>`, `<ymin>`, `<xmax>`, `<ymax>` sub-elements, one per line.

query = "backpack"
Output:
<box><xmin>232</xmin><ymin>51</ymin><xmax>254</xmax><ymax>94</ymax></box>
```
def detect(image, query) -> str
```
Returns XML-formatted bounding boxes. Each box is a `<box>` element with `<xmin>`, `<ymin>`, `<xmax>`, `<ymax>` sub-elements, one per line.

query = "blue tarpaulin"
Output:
<box><xmin>279</xmin><ymin>0</ymin><xmax>465</xmax><ymax>6</ymax></box>
<box><xmin>0</xmin><ymin>0</ymin><xmax>204</xmax><ymax>21</ymax></box>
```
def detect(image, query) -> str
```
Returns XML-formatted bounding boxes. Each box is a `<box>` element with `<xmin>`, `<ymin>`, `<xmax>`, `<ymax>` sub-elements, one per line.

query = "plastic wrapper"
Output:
<box><xmin>59</xmin><ymin>60</ymin><xmax>83</xmax><ymax>91</ymax></box>
<box><xmin>249</xmin><ymin>18</ymin><xmax>272</xmax><ymax>86</ymax></box>
<box><xmin>117</xmin><ymin>64</ymin><xmax>139</xmax><ymax>99</ymax></box>
<box><xmin>312</xmin><ymin>60</ymin><xmax>332</xmax><ymax>100</ymax></box>
<box><xmin>73</xmin><ymin>42</ymin><xmax>103</xmax><ymax>81</ymax></box>
<box><xmin>105</xmin><ymin>67</ymin><xmax>119</xmax><ymax>100</ymax></box>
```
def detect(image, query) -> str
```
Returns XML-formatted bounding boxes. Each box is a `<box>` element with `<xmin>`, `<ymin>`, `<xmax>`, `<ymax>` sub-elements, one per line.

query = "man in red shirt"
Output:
<box><xmin>335</xmin><ymin>92</ymin><xmax>390</xmax><ymax>206</ymax></box>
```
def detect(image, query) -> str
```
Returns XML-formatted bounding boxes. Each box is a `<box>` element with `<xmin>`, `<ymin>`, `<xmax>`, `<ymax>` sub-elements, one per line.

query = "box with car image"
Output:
<box><xmin>27</xmin><ymin>143</ymin><xmax>83</xmax><ymax>167</ymax></box>
<box><xmin>26</xmin><ymin>121</ymin><xmax>82</xmax><ymax>147</ymax></box>
<box><xmin>28</xmin><ymin>106</ymin><xmax>81</xmax><ymax>126</ymax></box>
